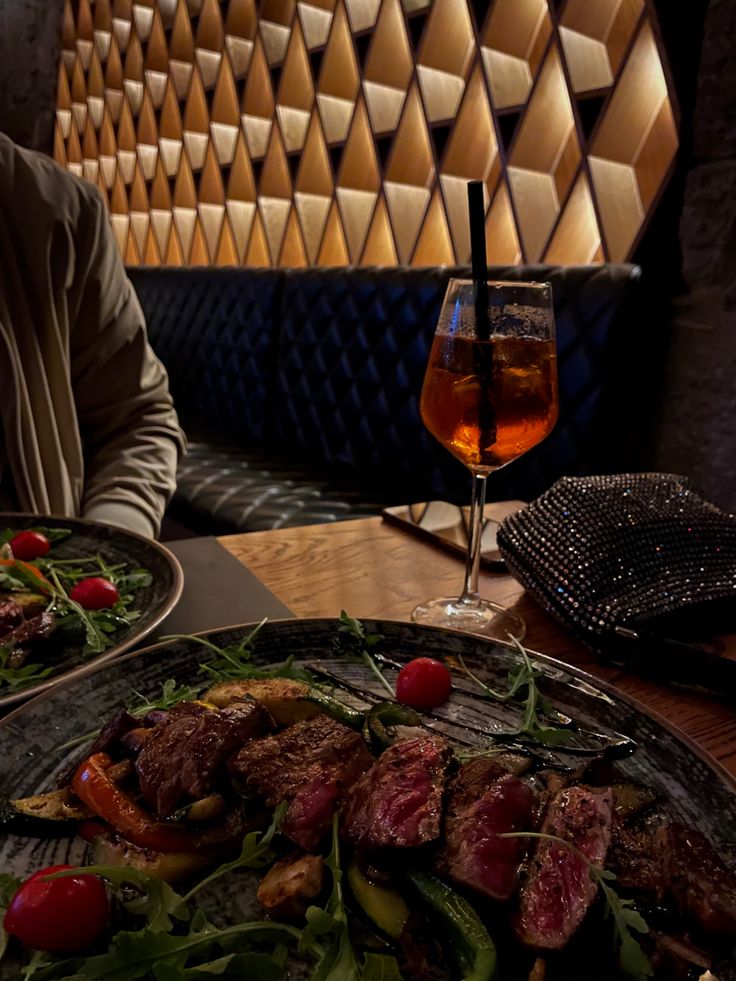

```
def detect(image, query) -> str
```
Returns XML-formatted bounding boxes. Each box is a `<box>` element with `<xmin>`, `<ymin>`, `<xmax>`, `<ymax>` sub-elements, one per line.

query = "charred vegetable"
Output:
<box><xmin>0</xmin><ymin>789</ymin><xmax>92</xmax><ymax>837</ymax></box>
<box><xmin>91</xmin><ymin>833</ymin><xmax>223</xmax><ymax>884</ymax></box>
<box><xmin>257</xmin><ymin>852</ymin><xmax>325</xmax><ymax>920</ymax></box>
<box><xmin>346</xmin><ymin>861</ymin><xmax>410</xmax><ymax>940</ymax></box>
<box><xmin>404</xmin><ymin>869</ymin><xmax>497</xmax><ymax>981</ymax></box>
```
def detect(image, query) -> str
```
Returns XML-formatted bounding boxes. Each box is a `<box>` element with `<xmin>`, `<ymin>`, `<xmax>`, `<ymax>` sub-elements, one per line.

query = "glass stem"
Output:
<box><xmin>460</xmin><ymin>473</ymin><xmax>487</xmax><ymax>607</ymax></box>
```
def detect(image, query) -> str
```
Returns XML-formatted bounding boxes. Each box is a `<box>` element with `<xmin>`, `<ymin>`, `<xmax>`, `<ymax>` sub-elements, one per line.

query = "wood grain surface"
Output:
<box><xmin>219</xmin><ymin>508</ymin><xmax>736</xmax><ymax>778</ymax></box>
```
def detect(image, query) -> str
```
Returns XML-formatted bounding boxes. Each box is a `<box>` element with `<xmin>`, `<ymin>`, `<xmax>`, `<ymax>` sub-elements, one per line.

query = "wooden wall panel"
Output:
<box><xmin>55</xmin><ymin>0</ymin><xmax>678</xmax><ymax>266</ymax></box>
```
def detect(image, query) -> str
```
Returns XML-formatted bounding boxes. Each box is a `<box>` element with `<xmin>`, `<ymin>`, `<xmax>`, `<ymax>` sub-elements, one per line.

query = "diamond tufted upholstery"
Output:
<box><xmin>128</xmin><ymin>264</ymin><xmax>644</xmax><ymax>535</ymax></box>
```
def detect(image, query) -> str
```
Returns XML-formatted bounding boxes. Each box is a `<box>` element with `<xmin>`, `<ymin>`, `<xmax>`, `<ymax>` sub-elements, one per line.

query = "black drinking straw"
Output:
<box><xmin>467</xmin><ymin>181</ymin><xmax>490</xmax><ymax>341</ymax></box>
<box><xmin>466</xmin><ymin>180</ymin><xmax>496</xmax><ymax>446</ymax></box>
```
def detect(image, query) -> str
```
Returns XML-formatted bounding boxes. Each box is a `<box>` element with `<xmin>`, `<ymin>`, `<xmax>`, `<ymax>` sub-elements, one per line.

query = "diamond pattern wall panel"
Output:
<box><xmin>56</xmin><ymin>0</ymin><xmax>677</xmax><ymax>267</ymax></box>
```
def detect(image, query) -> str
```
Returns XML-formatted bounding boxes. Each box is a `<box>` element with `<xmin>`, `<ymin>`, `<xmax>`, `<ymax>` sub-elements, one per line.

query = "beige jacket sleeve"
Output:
<box><xmin>0</xmin><ymin>134</ymin><xmax>184</xmax><ymax>537</ymax></box>
<box><xmin>68</xmin><ymin>189</ymin><xmax>186</xmax><ymax>539</ymax></box>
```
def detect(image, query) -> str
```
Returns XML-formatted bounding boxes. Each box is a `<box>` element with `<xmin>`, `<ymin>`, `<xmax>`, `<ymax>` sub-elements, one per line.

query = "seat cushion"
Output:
<box><xmin>169</xmin><ymin>441</ymin><xmax>397</xmax><ymax>535</ymax></box>
<box><xmin>128</xmin><ymin>267</ymin><xmax>285</xmax><ymax>440</ymax></box>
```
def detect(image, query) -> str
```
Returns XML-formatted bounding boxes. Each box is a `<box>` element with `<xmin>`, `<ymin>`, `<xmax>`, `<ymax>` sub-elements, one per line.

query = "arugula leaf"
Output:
<box><xmin>159</xmin><ymin>626</ymin><xmax>313</xmax><ymax>686</ymax></box>
<box><xmin>596</xmin><ymin>870</ymin><xmax>652</xmax><ymax>979</ymax></box>
<box><xmin>21</xmin><ymin>949</ymin><xmax>57</xmax><ymax>978</ymax></box>
<box><xmin>0</xmin><ymin>649</ymin><xmax>54</xmax><ymax>693</ymax></box>
<box><xmin>338</xmin><ymin>612</ymin><xmax>392</xmax><ymax>697</ymax></box>
<box><xmin>338</xmin><ymin>611</ymin><xmax>381</xmax><ymax>648</ymax></box>
<box><xmin>0</xmin><ymin>563</ymin><xmax>51</xmax><ymax>595</ymax></box>
<box><xmin>45</xmin><ymin>570</ymin><xmax>108</xmax><ymax>654</ymax></box>
<box><xmin>153</xmin><ymin>952</ymin><xmax>286</xmax><ymax>980</ymax></box>
<box><xmin>302</xmin><ymin>815</ymin><xmax>403</xmax><ymax>981</ymax></box>
<box><xmin>38</xmin><ymin>870</ymin><xmax>299</xmax><ymax>980</ymax></box>
<box><xmin>500</xmin><ymin>832</ymin><xmax>652</xmax><ymax>978</ymax></box>
<box><xmin>127</xmin><ymin>679</ymin><xmax>204</xmax><ymax>716</ymax></box>
<box><xmin>40</xmin><ymin>556</ymin><xmax>151</xmax><ymax>599</ymax></box>
<box><xmin>31</xmin><ymin>922</ymin><xmax>301</xmax><ymax>981</ymax></box>
<box><xmin>0</xmin><ymin>872</ymin><xmax>20</xmax><ymax>961</ymax></box>
<box><xmin>49</xmin><ymin>866</ymin><xmax>187</xmax><ymax>934</ymax></box>
<box><xmin>457</xmin><ymin>639</ymin><xmax>572</xmax><ymax>747</ymax></box>
<box><xmin>183</xmin><ymin>802</ymin><xmax>287</xmax><ymax>904</ymax></box>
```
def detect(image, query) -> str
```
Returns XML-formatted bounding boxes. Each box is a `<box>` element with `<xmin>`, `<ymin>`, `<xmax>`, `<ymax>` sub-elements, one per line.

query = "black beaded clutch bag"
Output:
<box><xmin>497</xmin><ymin>474</ymin><xmax>736</xmax><ymax>690</ymax></box>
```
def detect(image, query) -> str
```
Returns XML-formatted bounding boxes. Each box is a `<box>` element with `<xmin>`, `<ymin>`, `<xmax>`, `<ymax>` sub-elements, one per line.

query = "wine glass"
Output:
<box><xmin>412</xmin><ymin>278</ymin><xmax>558</xmax><ymax>640</ymax></box>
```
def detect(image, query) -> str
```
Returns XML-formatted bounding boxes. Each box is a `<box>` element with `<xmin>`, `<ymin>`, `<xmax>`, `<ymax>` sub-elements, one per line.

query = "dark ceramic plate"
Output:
<box><xmin>0</xmin><ymin>513</ymin><xmax>183</xmax><ymax>708</ymax></box>
<box><xmin>1</xmin><ymin>618</ymin><xmax>735</xmax><ymax>977</ymax></box>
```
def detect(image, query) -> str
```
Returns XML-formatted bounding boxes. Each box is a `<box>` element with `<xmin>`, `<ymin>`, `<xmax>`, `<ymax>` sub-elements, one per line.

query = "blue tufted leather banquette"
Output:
<box><xmin>128</xmin><ymin>264</ymin><xmax>644</xmax><ymax>534</ymax></box>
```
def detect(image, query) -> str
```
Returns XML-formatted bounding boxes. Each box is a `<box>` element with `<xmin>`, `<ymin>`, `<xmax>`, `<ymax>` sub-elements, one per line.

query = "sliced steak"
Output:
<box><xmin>516</xmin><ymin>785</ymin><xmax>613</xmax><ymax>950</ymax></box>
<box><xmin>658</xmin><ymin>822</ymin><xmax>736</xmax><ymax>935</ymax></box>
<box><xmin>341</xmin><ymin>735</ymin><xmax>452</xmax><ymax>850</ymax></box>
<box><xmin>0</xmin><ymin>599</ymin><xmax>23</xmax><ymax>636</ymax></box>
<box><xmin>2</xmin><ymin>611</ymin><xmax>55</xmax><ymax>651</ymax></box>
<box><xmin>443</xmin><ymin>767</ymin><xmax>536</xmax><ymax>901</ymax></box>
<box><xmin>229</xmin><ymin>714</ymin><xmax>373</xmax><ymax>850</ymax></box>
<box><xmin>88</xmin><ymin>709</ymin><xmax>140</xmax><ymax>758</ymax></box>
<box><xmin>137</xmin><ymin>699</ymin><xmax>273</xmax><ymax>817</ymax></box>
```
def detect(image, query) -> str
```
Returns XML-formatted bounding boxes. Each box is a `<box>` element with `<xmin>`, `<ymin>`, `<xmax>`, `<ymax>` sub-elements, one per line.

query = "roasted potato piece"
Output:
<box><xmin>528</xmin><ymin>959</ymin><xmax>546</xmax><ymax>981</ymax></box>
<box><xmin>257</xmin><ymin>852</ymin><xmax>324</xmax><ymax>919</ymax></box>
<box><xmin>204</xmin><ymin>678</ymin><xmax>320</xmax><ymax>725</ymax></box>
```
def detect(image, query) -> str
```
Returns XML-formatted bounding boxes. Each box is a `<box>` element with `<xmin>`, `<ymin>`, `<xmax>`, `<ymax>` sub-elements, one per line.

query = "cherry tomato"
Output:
<box><xmin>3</xmin><ymin>864</ymin><xmax>108</xmax><ymax>951</ymax></box>
<box><xmin>396</xmin><ymin>657</ymin><xmax>452</xmax><ymax>710</ymax></box>
<box><xmin>69</xmin><ymin>577</ymin><xmax>120</xmax><ymax>610</ymax></box>
<box><xmin>9</xmin><ymin>531</ymin><xmax>50</xmax><ymax>561</ymax></box>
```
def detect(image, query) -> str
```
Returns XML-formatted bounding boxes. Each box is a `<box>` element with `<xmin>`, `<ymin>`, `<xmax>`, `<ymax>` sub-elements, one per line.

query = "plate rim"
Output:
<box><xmin>2</xmin><ymin>614</ymin><xmax>734</xmax><ymax>799</ymax></box>
<box><xmin>0</xmin><ymin>512</ymin><xmax>184</xmax><ymax>708</ymax></box>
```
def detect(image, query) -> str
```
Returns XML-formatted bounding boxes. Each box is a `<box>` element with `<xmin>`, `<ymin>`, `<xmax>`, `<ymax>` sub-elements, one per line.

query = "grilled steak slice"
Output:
<box><xmin>88</xmin><ymin>709</ymin><xmax>140</xmax><ymax>758</ymax></box>
<box><xmin>137</xmin><ymin>699</ymin><xmax>273</xmax><ymax>817</ymax></box>
<box><xmin>445</xmin><ymin>756</ymin><xmax>531</xmax><ymax>809</ymax></box>
<box><xmin>2</xmin><ymin>611</ymin><xmax>55</xmax><ymax>653</ymax></box>
<box><xmin>516</xmin><ymin>785</ymin><xmax>613</xmax><ymax>950</ymax></box>
<box><xmin>658</xmin><ymin>822</ymin><xmax>736</xmax><ymax>935</ymax></box>
<box><xmin>342</xmin><ymin>735</ymin><xmax>452</xmax><ymax>850</ymax></box>
<box><xmin>229</xmin><ymin>715</ymin><xmax>373</xmax><ymax>850</ymax></box>
<box><xmin>0</xmin><ymin>599</ymin><xmax>23</xmax><ymax>636</ymax></box>
<box><xmin>443</xmin><ymin>767</ymin><xmax>535</xmax><ymax>901</ymax></box>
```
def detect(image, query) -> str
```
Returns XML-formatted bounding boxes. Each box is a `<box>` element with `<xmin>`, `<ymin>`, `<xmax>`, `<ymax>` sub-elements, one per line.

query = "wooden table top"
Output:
<box><xmin>219</xmin><ymin>507</ymin><xmax>736</xmax><ymax>779</ymax></box>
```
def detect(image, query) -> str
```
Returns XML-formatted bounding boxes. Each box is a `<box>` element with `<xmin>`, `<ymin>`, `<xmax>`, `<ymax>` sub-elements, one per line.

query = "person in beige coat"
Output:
<box><xmin>0</xmin><ymin>132</ymin><xmax>184</xmax><ymax>539</ymax></box>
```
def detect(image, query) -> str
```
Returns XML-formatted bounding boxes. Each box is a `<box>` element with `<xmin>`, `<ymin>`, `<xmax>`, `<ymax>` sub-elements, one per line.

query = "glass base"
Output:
<box><xmin>412</xmin><ymin>596</ymin><xmax>526</xmax><ymax>642</ymax></box>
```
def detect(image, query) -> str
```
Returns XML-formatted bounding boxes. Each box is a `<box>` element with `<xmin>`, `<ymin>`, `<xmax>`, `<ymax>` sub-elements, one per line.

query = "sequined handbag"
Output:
<box><xmin>496</xmin><ymin>473</ymin><xmax>736</xmax><ymax>690</ymax></box>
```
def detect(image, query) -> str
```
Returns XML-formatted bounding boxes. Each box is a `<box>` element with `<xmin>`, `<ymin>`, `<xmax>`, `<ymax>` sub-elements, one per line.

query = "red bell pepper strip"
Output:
<box><xmin>78</xmin><ymin>820</ymin><xmax>108</xmax><ymax>843</ymax></box>
<box><xmin>72</xmin><ymin>753</ymin><xmax>200</xmax><ymax>853</ymax></box>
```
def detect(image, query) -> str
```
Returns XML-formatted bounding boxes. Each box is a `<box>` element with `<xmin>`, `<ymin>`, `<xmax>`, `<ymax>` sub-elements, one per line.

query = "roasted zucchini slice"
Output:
<box><xmin>0</xmin><ymin>788</ymin><xmax>92</xmax><ymax>837</ymax></box>
<box><xmin>92</xmin><ymin>834</ymin><xmax>225</xmax><ymax>884</ymax></box>
<box><xmin>347</xmin><ymin>861</ymin><xmax>410</xmax><ymax>939</ymax></box>
<box><xmin>204</xmin><ymin>678</ymin><xmax>322</xmax><ymax>724</ymax></box>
